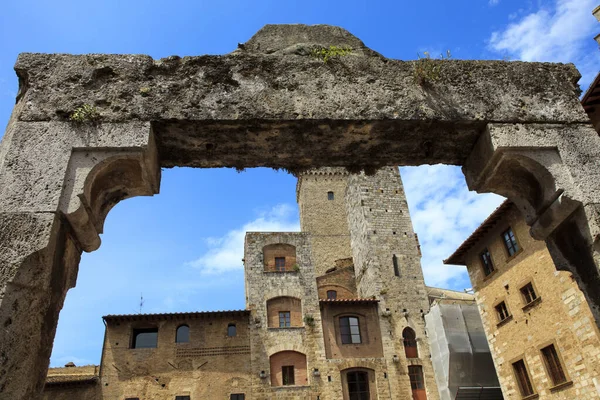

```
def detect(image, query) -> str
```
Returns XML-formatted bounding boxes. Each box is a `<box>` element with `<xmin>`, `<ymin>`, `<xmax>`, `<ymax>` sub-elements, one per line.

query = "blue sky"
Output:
<box><xmin>0</xmin><ymin>0</ymin><xmax>597</xmax><ymax>367</ymax></box>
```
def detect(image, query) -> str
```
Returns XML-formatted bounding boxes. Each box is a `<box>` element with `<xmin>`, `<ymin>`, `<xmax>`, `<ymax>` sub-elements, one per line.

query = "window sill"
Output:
<box><xmin>522</xmin><ymin>296</ymin><xmax>542</xmax><ymax>311</ymax></box>
<box><xmin>482</xmin><ymin>269</ymin><xmax>498</xmax><ymax>281</ymax></box>
<box><xmin>267</xmin><ymin>327</ymin><xmax>305</xmax><ymax>331</ymax></box>
<box><xmin>263</xmin><ymin>271</ymin><xmax>300</xmax><ymax>274</ymax></box>
<box><xmin>549</xmin><ymin>380</ymin><xmax>573</xmax><ymax>393</ymax></box>
<box><xmin>273</xmin><ymin>385</ymin><xmax>311</xmax><ymax>391</ymax></box>
<box><xmin>496</xmin><ymin>314</ymin><xmax>513</xmax><ymax>328</ymax></box>
<box><xmin>521</xmin><ymin>394</ymin><xmax>539</xmax><ymax>400</ymax></box>
<box><xmin>506</xmin><ymin>248</ymin><xmax>523</xmax><ymax>262</ymax></box>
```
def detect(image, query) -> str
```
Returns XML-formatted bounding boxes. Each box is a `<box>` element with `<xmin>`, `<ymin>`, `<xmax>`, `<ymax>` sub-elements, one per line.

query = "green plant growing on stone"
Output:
<box><xmin>303</xmin><ymin>314</ymin><xmax>315</xmax><ymax>327</ymax></box>
<box><xmin>293</xmin><ymin>264</ymin><xmax>300</xmax><ymax>272</ymax></box>
<box><xmin>380</xmin><ymin>289</ymin><xmax>388</xmax><ymax>295</ymax></box>
<box><xmin>70</xmin><ymin>104</ymin><xmax>100</xmax><ymax>123</ymax></box>
<box><xmin>413</xmin><ymin>50</ymin><xmax>451</xmax><ymax>85</ymax></box>
<box><xmin>311</xmin><ymin>45</ymin><xmax>353</xmax><ymax>63</ymax></box>
<box><xmin>139</xmin><ymin>87</ymin><xmax>151</xmax><ymax>97</ymax></box>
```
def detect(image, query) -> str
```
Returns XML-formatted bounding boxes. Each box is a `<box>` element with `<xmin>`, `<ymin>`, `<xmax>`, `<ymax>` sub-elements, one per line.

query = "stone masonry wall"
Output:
<box><xmin>345</xmin><ymin>166</ymin><xmax>439</xmax><ymax>400</ymax></box>
<box><xmin>244</xmin><ymin>232</ymin><xmax>326</xmax><ymax>399</ymax></box>
<box><xmin>297</xmin><ymin>168</ymin><xmax>353</xmax><ymax>277</ymax></box>
<box><xmin>466</xmin><ymin>206</ymin><xmax>600</xmax><ymax>399</ymax></box>
<box><xmin>99</xmin><ymin>313</ymin><xmax>252</xmax><ymax>399</ymax></box>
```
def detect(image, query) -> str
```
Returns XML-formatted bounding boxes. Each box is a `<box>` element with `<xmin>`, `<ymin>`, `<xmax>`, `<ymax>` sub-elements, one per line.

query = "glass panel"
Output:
<box><xmin>176</xmin><ymin>325</ymin><xmax>189</xmax><ymax>343</ymax></box>
<box><xmin>227</xmin><ymin>324</ymin><xmax>236</xmax><ymax>337</ymax></box>
<box><xmin>132</xmin><ymin>328</ymin><xmax>158</xmax><ymax>348</ymax></box>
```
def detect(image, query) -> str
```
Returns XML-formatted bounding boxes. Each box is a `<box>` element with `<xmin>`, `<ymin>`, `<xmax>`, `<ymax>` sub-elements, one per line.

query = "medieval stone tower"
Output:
<box><xmin>293</xmin><ymin>166</ymin><xmax>438</xmax><ymax>399</ymax></box>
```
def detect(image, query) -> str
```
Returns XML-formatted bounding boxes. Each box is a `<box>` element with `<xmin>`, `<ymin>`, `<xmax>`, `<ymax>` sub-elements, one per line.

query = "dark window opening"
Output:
<box><xmin>230</xmin><ymin>394</ymin><xmax>245</xmax><ymax>400</ymax></box>
<box><xmin>393</xmin><ymin>254</ymin><xmax>400</xmax><ymax>277</ymax></box>
<box><xmin>131</xmin><ymin>328</ymin><xmax>158</xmax><ymax>349</ymax></box>
<box><xmin>279</xmin><ymin>311</ymin><xmax>291</xmax><ymax>328</ymax></box>
<box><xmin>176</xmin><ymin>325</ymin><xmax>189</xmax><ymax>343</ymax></box>
<box><xmin>495</xmin><ymin>302</ymin><xmax>510</xmax><ymax>322</ymax></box>
<box><xmin>512</xmin><ymin>359</ymin><xmax>535</xmax><ymax>397</ymax></box>
<box><xmin>227</xmin><ymin>324</ymin><xmax>237</xmax><ymax>337</ymax></box>
<box><xmin>327</xmin><ymin>290</ymin><xmax>337</xmax><ymax>300</ymax></box>
<box><xmin>347</xmin><ymin>371</ymin><xmax>369</xmax><ymax>400</ymax></box>
<box><xmin>275</xmin><ymin>257</ymin><xmax>286</xmax><ymax>272</ymax></box>
<box><xmin>408</xmin><ymin>365</ymin><xmax>425</xmax><ymax>390</ymax></box>
<box><xmin>282</xmin><ymin>365</ymin><xmax>295</xmax><ymax>385</ymax></box>
<box><xmin>480</xmin><ymin>248</ymin><xmax>495</xmax><ymax>276</ymax></box>
<box><xmin>403</xmin><ymin>327</ymin><xmax>418</xmax><ymax>358</ymax></box>
<box><xmin>327</xmin><ymin>191</ymin><xmax>334</xmax><ymax>200</ymax></box>
<box><xmin>520</xmin><ymin>282</ymin><xmax>538</xmax><ymax>305</ymax></box>
<box><xmin>175</xmin><ymin>396</ymin><xmax>191</xmax><ymax>400</ymax></box>
<box><xmin>340</xmin><ymin>316</ymin><xmax>361</xmax><ymax>344</ymax></box>
<box><xmin>502</xmin><ymin>227</ymin><xmax>520</xmax><ymax>256</ymax></box>
<box><xmin>541</xmin><ymin>344</ymin><xmax>567</xmax><ymax>386</ymax></box>
<box><xmin>125</xmin><ymin>398</ymin><xmax>140</xmax><ymax>400</ymax></box>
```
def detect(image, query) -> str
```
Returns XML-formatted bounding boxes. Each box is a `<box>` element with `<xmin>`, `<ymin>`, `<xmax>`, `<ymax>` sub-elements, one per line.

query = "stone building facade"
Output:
<box><xmin>44</xmin><ymin>168</ymin><xmax>499</xmax><ymax>400</ymax></box>
<box><xmin>445</xmin><ymin>201</ymin><xmax>600</xmax><ymax>399</ymax></box>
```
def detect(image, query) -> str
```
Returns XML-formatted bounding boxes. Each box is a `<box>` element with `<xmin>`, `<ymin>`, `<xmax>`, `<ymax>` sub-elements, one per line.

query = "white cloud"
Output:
<box><xmin>489</xmin><ymin>0</ymin><xmax>500</xmax><ymax>6</ymax></box>
<box><xmin>401</xmin><ymin>165</ymin><xmax>504</xmax><ymax>289</ymax></box>
<box><xmin>488</xmin><ymin>0</ymin><xmax>600</xmax><ymax>88</ymax></box>
<box><xmin>185</xmin><ymin>204</ymin><xmax>300</xmax><ymax>274</ymax></box>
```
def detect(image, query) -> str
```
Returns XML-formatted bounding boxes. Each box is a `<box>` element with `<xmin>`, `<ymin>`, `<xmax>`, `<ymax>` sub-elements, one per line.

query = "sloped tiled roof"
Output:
<box><xmin>103</xmin><ymin>309</ymin><xmax>250</xmax><ymax>322</ymax></box>
<box><xmin>319</xmin><ymin>298</ymin><xmax>379</xmax><ymax>304</ymax></box>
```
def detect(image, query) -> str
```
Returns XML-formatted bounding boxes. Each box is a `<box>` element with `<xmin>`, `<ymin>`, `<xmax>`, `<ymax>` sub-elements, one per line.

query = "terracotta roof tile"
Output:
<box><xmin>103</xmin><ymin>309</ymin><xmax>250</xmax><ymax>322</ymax></box>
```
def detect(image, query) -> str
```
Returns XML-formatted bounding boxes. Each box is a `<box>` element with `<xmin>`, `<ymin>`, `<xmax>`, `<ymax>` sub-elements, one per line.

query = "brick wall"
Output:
<box><xmin>267</xmin><ymin>297</ymin><xmax>303</xmax><ymax>328</ymax></box>
<box><xmin>316</xmin><ymin>265</ymin><xmax>358</xmax><ymax>299</ymax></box>
<box><xmin>269</xmin><ymin>351</ymin><xmax>308</xmax><ymax>387</ymax></box>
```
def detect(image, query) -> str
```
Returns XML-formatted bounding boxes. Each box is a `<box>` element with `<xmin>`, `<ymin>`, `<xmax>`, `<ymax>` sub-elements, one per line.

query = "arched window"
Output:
<box><xmin>403</xmin><ymin>327</ymin><xmax>418</xmax><ymax>358</ymax></box>
<box><xmin>269</xmin><ymin>351</ymin><xmax>307</xmax><ymax>387</ymax></box>
<box><xmin>176</xmin><ymin>325</ymin><xmax>189</xmax><ymax>343</ymax></box>
<box><xmin>266</xmin><ymin>297</ymin><xmax>302</xmax><ymax>328</ymax></box>
<box><xmin>340</xmin><ymin>316</ymin><xmax>361</xmax><ymax>344</ymax></box>
<box><xmin>227</xmin><ymin>323</ymin><xmax>237</xmax><ymax>337</ymax></box>
<box><xmin>327</xmin><ymin>290</ymin><xmax>337</xmax><ymax>300</ymax></box>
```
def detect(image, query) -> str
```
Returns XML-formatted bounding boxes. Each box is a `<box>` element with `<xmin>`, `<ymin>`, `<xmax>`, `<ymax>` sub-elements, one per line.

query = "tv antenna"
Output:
<box><xmin>139</xmin><ymin>293</ymin><xmax>144</xmax><ymax>314</ymax></box>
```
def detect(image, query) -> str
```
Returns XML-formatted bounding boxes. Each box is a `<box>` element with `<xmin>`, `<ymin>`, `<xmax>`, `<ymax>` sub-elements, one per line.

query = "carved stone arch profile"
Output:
<box><xmin>263</xmin><ymin>243</ymin><xmax>297</xmax><ymax>272</ymax></box>
<box><xmin>402</xmin><ymin>327</ymin><xmax>418</xmax><ymax>358</ymax></box>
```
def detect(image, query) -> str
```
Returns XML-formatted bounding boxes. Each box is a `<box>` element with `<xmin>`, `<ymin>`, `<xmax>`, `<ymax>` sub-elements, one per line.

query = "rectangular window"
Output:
<box><xmin>502</xmin><ymin>227</ymin><xmax>520</xmax><ymax>256</ymax></box>
<box><xmin>175</xmin><ymin>396</ymin><xmax>191</xmax><ymax>400</ymax></box>
<box><xmin>408</xmin><ymin>365</ymin><xmax>425</xmax><ymax>390</ymax></box>
<box><xmin>480</xmin><ymin>248</ymin><xmax>495</xmax><ymax>276</ymax></box>
<box><xmin>541</xmin><ymin>344</ymin><xmax>567</xmax><ymax>386</ymax></box>
<box><xmin>131</xmin><ymin>328</ymin><xmax>158</xmax><ymax>349</ymax></box>
<box><xmin>393</xmin><ymin>254</ymin><xmax>400</xmax><ymax>277</ymax></box>
<box><xmin>340</xmin><ymin>316</ymin><xmax>361</xmax><ymax>344</ymax></box>
<box><xmin>275</xmin><ymin>257</ymin><xmax>286</xmax><ymax>272</ymax></box>
<box><xmin>230</xmin><ymin>395</ymin><xmax>245</xmax><ymax>400</ymax></box>
<box><xmin>327</xmin><ymin>191</ymin><xmax>334</xmax><ymax>200</ymax></box>
<box><xmin>279</xmin><ymin>311</ymin><xmax>291</xmax><ymax>328</ymax></box>
<box><xmin>512</xmin><ymin>359</ymin><xmax>535</xmax><ymax>397</ymax></box>
<box><xmin>282</xmin><ymin>365</ymin><xmax>295</xmax><ymax>385</ymax></box>
<box><xmin>520</xmin><ymin>282</ymin><xmax>538</xmax><ymax>305</ymax></box>
<box><xmin>495</xmin><ymin>301</ymin><xmax>510</xmax><ymax>323</ymax></box>
<box><xmin>327</xmin><ymin>290</ymin><xmax>337</xmax><ymax>300</ymax></box>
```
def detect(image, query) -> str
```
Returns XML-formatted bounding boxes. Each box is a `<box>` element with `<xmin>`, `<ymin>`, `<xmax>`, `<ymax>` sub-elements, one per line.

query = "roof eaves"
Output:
<box><xmin>444</xmin><ymin>200</ymin><xmax>512</xmax><ymax>266</ymax></box>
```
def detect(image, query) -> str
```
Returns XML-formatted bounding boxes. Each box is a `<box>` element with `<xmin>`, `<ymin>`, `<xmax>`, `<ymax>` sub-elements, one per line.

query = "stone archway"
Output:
<box><xmin>0</xmin><ymin>24</ymin><xmax>599</xmax><ymax>399</ymax></box>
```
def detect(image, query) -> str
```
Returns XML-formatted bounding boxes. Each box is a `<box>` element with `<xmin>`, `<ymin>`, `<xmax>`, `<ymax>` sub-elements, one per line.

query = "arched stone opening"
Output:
<box><xmin>269</xmin><ymin>350</ymin><xmax>307</xmax><ymax>387</ymax></box>
<box><xmin>266</xmin><ymin>296</ymin><xmax>302</xmax><ymax>328</ymax></box>
<box><xmin>0</xmin><ymin>23</ymin><xmax>599</xmax><ymax>400</ymax></box>
<box><xmin>340</xmin><ymin>367</ymin><xmax>377</xmax><ymax>400</ymax></box>
<box><xmin>402</xmin><ymin>327</ymin><xmax>418</xmax><ymax>359</ymax></box>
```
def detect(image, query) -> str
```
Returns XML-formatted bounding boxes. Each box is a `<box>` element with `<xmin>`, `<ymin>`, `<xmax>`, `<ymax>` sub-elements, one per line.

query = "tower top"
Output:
<box><xmin>237</xmin><ymin>24</ymin><xmax>383</xmax><ymax>58</ymax></box>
